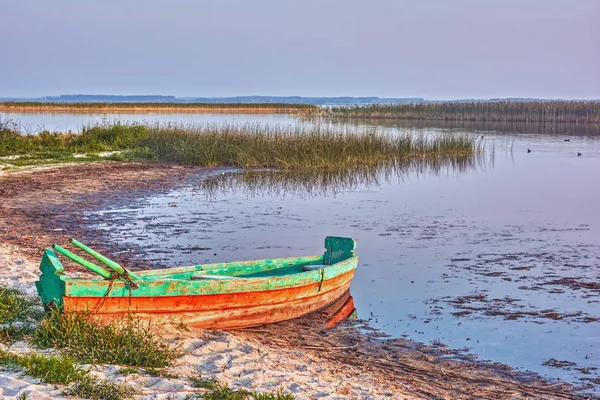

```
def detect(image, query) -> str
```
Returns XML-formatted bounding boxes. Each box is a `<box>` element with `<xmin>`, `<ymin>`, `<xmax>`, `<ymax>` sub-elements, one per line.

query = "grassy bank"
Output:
<box><xmin>311</xmin><ymin>101</ymin><xmax>600</xmax><ymax>124</ymax></box>
<box><xmin>0</xmin><ymin>121</ymin><xmax>482</xmax><ymax>170</ymax></box>
<box><xmin>0</xmin><ymin>102</ymin><xmax>317</xmax><ymax>114</ymax></box>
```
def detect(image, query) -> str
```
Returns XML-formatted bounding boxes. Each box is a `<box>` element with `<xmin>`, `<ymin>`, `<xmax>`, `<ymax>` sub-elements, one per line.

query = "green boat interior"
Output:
<box><xmin>44</xmin><ymin>236</ymin><xmax>357</xmax><ymax>282</ymax></box>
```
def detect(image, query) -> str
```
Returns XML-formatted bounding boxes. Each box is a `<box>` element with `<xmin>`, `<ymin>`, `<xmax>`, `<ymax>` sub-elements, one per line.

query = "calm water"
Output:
<box><xmin>0</xmin><ymin>112</ymin><xmax>301</xmax><ymax>133</ymax></box>
<box><xmin>8</xmin><ymin>112</ymin><xmax>599</xmax><ymax>390</ymax></box>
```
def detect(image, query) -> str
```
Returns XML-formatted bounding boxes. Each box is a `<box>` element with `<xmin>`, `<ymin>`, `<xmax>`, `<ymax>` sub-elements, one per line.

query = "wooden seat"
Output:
<box><xmin>302</xmin><ymin>264</ymin><xmax>329</xmax><ymax>272</ymax></box>
<box><xmin>190</xmin><ymin>274</ymin><xmax>239</xmax><ymax>280</ymax></box>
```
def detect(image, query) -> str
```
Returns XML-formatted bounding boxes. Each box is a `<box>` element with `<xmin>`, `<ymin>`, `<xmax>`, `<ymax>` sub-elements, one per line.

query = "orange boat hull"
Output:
<box><xmin>63</xmin><ymin>270</ymin><xmax>355</xmax><ymax>329</ymax></box>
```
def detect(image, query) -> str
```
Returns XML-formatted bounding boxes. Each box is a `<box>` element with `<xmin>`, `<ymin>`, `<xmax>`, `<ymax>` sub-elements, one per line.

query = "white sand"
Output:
<box><xmin>0</xmin><ymin>243</ymin><xmax>397</xmax><ymax>399</ymax></box>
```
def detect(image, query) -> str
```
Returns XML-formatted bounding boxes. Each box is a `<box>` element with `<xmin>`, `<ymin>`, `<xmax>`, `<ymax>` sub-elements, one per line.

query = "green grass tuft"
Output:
<box><xmin>118</xmin><ymin>367</ymin><xmax>139</xmax><ymax>375</ymax></box>
<box><xmin>32</xmin><ymin>309</ymin><xmax>179</xmax><ymax>368</ymax></box>
<box><xmin>0</xmin><ymin>349</ymin><xmax>84</xmax><ymax>385</ymax></box>
<box><xmin>76</xmin><ymin>123</ymin><xmax>150</xmax><ymax>151</ymax></box>
<box><xmin>0</xmin><ymin>286</ymin><xmax>44</xmax><ymax>343</ymax></box>
<box><xmin>0</xmin><ymin>287</ymin><xmax>43</xmax><ymax>324</ymax></box>
<box><xmin>189</xmin><ymin>376</ymin><xmax>295</xmax><ymax>400</ymax></box>
<box><xmin>144</xmin><ymin>367</ymin><xmax>180</xmax><ymax>379</ymax></box>
<box><xmin>190</xmin><ymin>376</ymin><xmax>221</xmax><ymax>389</ymax></box>
<box><xmin>18</xmin><ymin>352</ymin><xmax>84</xmax><ymax>384</ymax></box>
<box><xmin>63</xmin><ymin>374</ymin><xmax>137</xmax><ymax>400</ymax></box>
<box><xmin>0</xmin><ymin>348</ymin><xmax>136</xmax><ymax>400</ymax></box>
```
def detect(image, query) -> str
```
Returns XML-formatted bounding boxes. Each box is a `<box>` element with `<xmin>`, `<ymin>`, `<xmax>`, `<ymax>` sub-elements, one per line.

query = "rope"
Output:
<box><xmin>91</xmin><ymin>272</ymin><xmax>138</xmax><ymax>314</ymax></box>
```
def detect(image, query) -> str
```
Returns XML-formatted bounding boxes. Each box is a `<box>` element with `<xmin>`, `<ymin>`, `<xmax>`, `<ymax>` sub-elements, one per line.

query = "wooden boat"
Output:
<box><xmin>35</xmin><ymin>236</ymin><xmax>358</xmax><ymax>329</ymax></box>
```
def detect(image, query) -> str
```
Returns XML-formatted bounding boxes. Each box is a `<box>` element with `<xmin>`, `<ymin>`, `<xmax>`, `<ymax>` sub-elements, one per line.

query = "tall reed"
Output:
<box><xmin>1</xmin><ymin>121</ymin><xmax>483</xmax><ymax>170</ymax></box>
<box><xmin>311</xmin><ymin>101</ymin><xmax>600</xmax><ymax>124</ymax></box>
<box><xmin>142</xmin><ymin>122</ymin><xmax>481</xmax><ymax>170</ymax></box>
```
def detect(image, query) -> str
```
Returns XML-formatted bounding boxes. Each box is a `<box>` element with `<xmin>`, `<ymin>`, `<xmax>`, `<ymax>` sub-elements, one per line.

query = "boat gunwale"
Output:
<box><xmin>61</xmin><ymin>256</ymin><xmax>358</xmax><ymax>298</ymax></box>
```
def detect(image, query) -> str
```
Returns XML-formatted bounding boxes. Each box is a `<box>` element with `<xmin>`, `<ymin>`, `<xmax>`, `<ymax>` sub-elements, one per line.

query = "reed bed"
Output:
<box><xmin>0</xmin><ymin>102</ymin><xmax>317</xmax><ymax>114</ymax></box>
<box><xmin>301</xmin><ymin>117</ymin><xmax>600</xmax><ymax>136</ymax></box>
<box><xmin>0</xmin><ymin>121</ymin><xmax>483</xmax><ymax>170</ymax></box>
<box><xmin>144</xmin><ymin>122</ymin><xmax>480</xmax><ymax>170</ymax></box>
<box><xmin>312</xmin><ymin>101</ymin><xmax>600</xmax><ymax>124</ymax></box>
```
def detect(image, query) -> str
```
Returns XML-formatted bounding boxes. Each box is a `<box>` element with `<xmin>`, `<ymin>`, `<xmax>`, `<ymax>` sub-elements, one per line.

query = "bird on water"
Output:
<box><xmin>577</xmin><ymin>152</ymin><xmax>582</xmax><ymax>156</ymax></box>
<box><xmin>527</xmin><ymin>149</ymin><xmax>531</xmax><ymax>153</ymax></box>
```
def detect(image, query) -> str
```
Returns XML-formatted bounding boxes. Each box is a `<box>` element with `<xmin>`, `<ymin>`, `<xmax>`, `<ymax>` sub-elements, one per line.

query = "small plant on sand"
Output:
<box><xmin>144</xmin><ymin>367</ymin><xmax>180</xmax><ymax>379</ymax></box>
<box><xmin>32</xmin><ymin>309</ymin><xmax>179</xmax><ymax>368</ymax></box>
<box><xmin>189</xmin><ymin>375</ymin><xmax>220</xmax><ymax>389</ymax></box>
<box><xmin>189</xmin><ymin>376</ymin><xmax>295</xmax><ymax>400</ymax></box>
<box><xmin>0</xmin><ymin>349</ymin><xmax>84</xmax><ymax>385</ymax></box>
<box><xmin>63</xmin><ymin>374</ymin><xmax>137</xmax><ymax>400</ymax></box>
<box><xmin>0</xmin><ymin>286</ymin><xmax>44</xmax><ymax>343</ymax></box>
<box><xmin>118</xmin><ymin>367</ymin><xmax>140</xmax><ymax>375</ymax></box>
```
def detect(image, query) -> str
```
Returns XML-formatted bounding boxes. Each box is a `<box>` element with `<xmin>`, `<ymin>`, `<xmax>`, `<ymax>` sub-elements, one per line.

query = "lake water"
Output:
<box><xmin>5</xmin><ymin>111</ymin><xmax>600</xmax><ymax>391</ymax></box>
<box><xmin>0</xmin><ymin>112</ymin><xmax>301</xmax><ymax>133</ymax></box>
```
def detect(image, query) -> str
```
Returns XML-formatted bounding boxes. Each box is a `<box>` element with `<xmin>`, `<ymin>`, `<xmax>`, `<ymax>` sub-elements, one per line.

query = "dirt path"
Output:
<box><xmin>0</xmin><ymin>161</ymin><xmax>594</xmax><ymax>399</ymax></box>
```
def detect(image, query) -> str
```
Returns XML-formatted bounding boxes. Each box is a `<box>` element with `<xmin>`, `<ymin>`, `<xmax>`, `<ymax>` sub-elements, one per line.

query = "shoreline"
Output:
<box><xmin>0</xmin><ymin>162</ymin><xmax>592</xmax><ymax>399</ymax></box>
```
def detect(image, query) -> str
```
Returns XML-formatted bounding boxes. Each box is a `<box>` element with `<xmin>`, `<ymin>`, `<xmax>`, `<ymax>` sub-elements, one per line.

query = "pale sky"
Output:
<box><xmin>1</xmin><ymin>0</ymin><xmax>598</xmax><ymax>99</ymax></box>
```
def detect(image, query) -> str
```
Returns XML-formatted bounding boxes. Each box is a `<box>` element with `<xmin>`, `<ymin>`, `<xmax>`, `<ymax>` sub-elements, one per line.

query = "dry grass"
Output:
<box><xmin>0</xmin><ymin>102</ymin><xmax>316</xmax><ymax>114</ymax></box>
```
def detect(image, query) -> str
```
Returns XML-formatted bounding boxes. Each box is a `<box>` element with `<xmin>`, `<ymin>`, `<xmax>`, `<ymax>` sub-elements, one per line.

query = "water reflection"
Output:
<box><xmin>320</xmin><ymin>290</ymin><xmax>357</xmax><ymax>329</ymax></box>
<box><xmin>200</xmin><ymin>153</ymin><xmax>493</xmax><ymax>199</ymax></box>
<box><xmin>0</xmin><ymin>112</ymin><xmax>301</xmax><ymax>134</ymax></box>
<box><xmin>7</xmin><ymin>111</ymin><xmax>600</xmax><ymax>138</ymax></box>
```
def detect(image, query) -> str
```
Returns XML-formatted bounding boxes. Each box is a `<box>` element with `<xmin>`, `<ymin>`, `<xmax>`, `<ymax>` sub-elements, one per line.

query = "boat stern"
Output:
<box><xmin>324</xmin><ymin>236</ymin><xmax>357</xmax><ymax>265</ymax></box>
<box><xmin>35</xmin><ymin>249</ymin><xmax>67</xmax><ymax>311</ymax></box>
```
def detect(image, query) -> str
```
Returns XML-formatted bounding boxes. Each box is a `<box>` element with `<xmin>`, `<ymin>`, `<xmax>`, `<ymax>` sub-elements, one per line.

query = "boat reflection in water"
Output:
<box><xmin>321</xmin><ymin>290</ymin><xmax>357</xmax><ymax>329</ymax></box>
<box><xmin>257</xmin><ymin>289</ymin><xmax>357</xmax><ymax>331</ymax></box>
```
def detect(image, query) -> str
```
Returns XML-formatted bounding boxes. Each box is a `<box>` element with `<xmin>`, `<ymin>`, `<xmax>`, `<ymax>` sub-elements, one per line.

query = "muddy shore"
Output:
<box><xmin>0</xmin><ymin>161</ymin><xmax>594</xmax><ymax>399</ymax></box>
